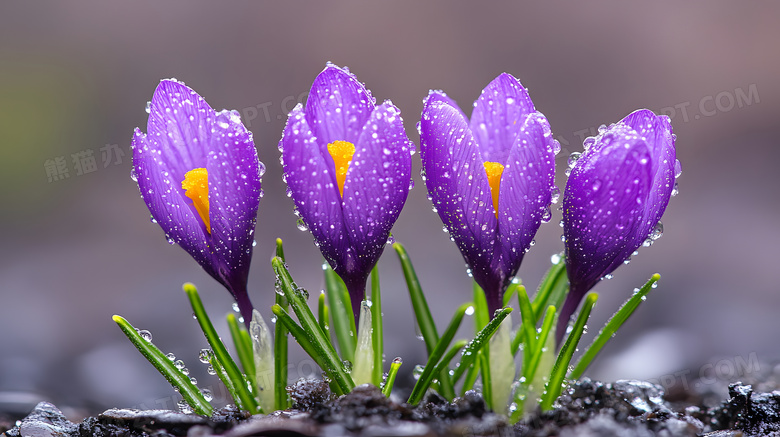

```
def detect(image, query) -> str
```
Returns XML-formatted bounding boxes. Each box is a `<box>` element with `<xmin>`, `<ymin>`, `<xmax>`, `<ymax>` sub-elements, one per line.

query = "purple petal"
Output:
<box><xmin>563</xmin><ymin>124</ymin><xmax>653</xmax><ymax>294</ymax></box>
<box><xmin>469</xmin><ymin>73</ymin><xmax>536</xmax><ymax>164</ymax></box>
<box><xmin>305</xmin><ymin>64</ymin><xmax>376</xmax><ymax>150</ymax></box>
<box><xmin>280</xmin><ymin>104</ymin><xmax>349</xmax><ymax>270</ymax></box>
<box><xmin>341</xmin><ymin>102</ymin><xmax>413</xmax><ymax>278</ymax></box>
<box><xmin>496</xmin><ymin>113</ymin><xmax>557</xmax><ymax>278</ymax></box>
<box><xmin>420</xmin><ymin>97</ymin><xmax>499</xmax><ymax>295</ymax></box>
<box><xmin>206</xmin><ymin>110</ymin><xmax>264</xmax><ymax>289</ymax></box>
<box><xmin>132</xmin><ymin>128</ymin><xmax>214</xmax><ymax>277</ymax></box>
<box><xmin>146</xmin><ymin>79</ymin><xmax>214</xmax><ymax>186</ymax></box>
<box><xmin>621</xmin><ymin>110</ymin><xmax>676</xmax><ymax>234</ymax></box>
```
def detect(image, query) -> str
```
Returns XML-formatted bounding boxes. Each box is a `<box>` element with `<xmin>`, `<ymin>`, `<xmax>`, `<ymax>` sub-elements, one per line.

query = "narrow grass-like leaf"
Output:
<box><xmin>273</xmin><ymin>257</ymin><xmax>355</xmax><ymax>395</ymax></box>
<box><xmin>503</xmin><ymin>280</ymin><xmax>521</xmax><ymax>308</ymax></box>
<box><xmin>479</xmin><ymin>349</ymin><xmax>493</xmax><ymax>410</ymax></box>
<box><xmin>392</xmin><ymin>242</ymin><xmax>455</xmax><ymax>397</ymax></box>
<box><xmin>274</xmin><ymin>238</ymin><xmax>289</xmax><ymax>410</ymax></box>
<box><xmin>370</xmin><ymin>266</ymin><xmax>384</xmax><ymax>387</ymax></box>
<box><xmin>510</xmin><ymin>305</ymin><xmax>556</xmax><ymax>424</ymax></box>
<box><xmin>514</xmin><ymin>286</ymin><xmax>537</xmax><ymax>364</ymax></box>
<box><xmin>459</xmin><ymin>359</ymin><xmax>480</xmax><ymax>395</ymax></box>
<box><xmin>318</xmin><ymin>291</ymin><xmax>329</xmax><ymax>336</ymax></box>
<box><xmin>407</xmin><ymin>303</ymin><xmax>472</xmax><ymax>404</ymax></box>
<box><xmin>324</xmin><ymin>264</ymin><xmax>356</xmax><ymax>361</ymax></box>
<box><xmin>472</xmin><ymin>283</ymin><xmax>491</xmax><ymax>409</ymax></box>
<box><xmin>184</xmin><ymin>283</ymin><xmax>259</xmax><ymax>414</ymax></box>
<box><xmin>541</xmin><ymin>293</ymin><xmax>597</xmax><ymax>411</ymax></box>
<box><xmin>113</xmin><ymin>315</ymin><xmax>213</xmax><ymax>416</ymax></box>
<box><xmin>382</xmin><ymin>357</ymin><xmax>403</xmax><ymax>397</ymax></box>
<box><xmin>531</xmin><ymin>259</ymin><xmax>568</xmax><ymax>321</ymax></box>
<box><xmin>203</xmin><ymin>348</ymin><xmax>246</xmax><ymax>411</ymax></box>
<box><xmin>227</xmin><ymin>314</ymin><xmax>255</xmax><ymax>383</ymax></box>
<box><xmin>451</xmin><ymin>308</ymin><xmax>513</xmax><ymax>383</ymax></box>
<box><xmin>570</xmin><ymin>274</ymin><xmax>660</xmax><ymax>379</ymax></box>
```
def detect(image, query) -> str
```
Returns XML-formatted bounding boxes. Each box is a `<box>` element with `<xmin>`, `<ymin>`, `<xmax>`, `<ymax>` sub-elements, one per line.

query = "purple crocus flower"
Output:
<box><xmin>558</xmin><ymin>109</ymin><xmax>679</xmax><ymax>340</ymax></box>
<box><xmin>132</xmin><ymin>79</ymin><xmax>264</xmax><ymax>325</ymax></box>
<box><xmin>419</xmin><ymin>73</ymin><xmax>559</xmax><ymax>314</ymax></box>
<box><xmin>279</xmin><ymin>64</ymin><xmax>414</xmax><ymax>318</ymax></box>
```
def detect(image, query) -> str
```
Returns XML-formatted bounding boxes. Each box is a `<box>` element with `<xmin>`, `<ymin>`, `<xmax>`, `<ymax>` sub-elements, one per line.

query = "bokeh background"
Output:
<box><xmin>2</xmin><ymin>1</ymin><xmax>779</xmax><ymax>415</ymax></box>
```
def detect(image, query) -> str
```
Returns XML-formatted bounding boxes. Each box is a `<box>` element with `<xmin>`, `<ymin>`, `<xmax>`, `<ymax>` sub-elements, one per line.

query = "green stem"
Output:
<box><xmin>113</xmin><ymin>315</ymin><xmax>213</xmax><ymax>416</ymax></box>
<box><xmin>274</xmin><ymin>238</ymin><xmax>290</xmax><ymax>410</ymax></box>
<box><xmin>324</xmin><ymin>265</ymin><xmax>356</xmax><ymax>362</ymax></box>
<box><xmin>184</xmin><ymin>284</ymin><xmax>259</xmax><ymax>414</ymax></box>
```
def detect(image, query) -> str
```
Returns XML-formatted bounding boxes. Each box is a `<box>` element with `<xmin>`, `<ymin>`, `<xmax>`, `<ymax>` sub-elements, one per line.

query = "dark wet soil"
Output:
<box><xmin>5</xmin><ymin>365</ymin><xmax>780</xmax><ymax>437</ymax></box>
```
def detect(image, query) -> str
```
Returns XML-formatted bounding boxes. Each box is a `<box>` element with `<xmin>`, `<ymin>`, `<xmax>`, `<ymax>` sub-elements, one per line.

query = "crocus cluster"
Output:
<box><xmin>419</xmin><ymin>74</ymin><xmax>559</xmax><ymax>313</ymax></box>
<box><xmin>132</xmin><ymin>79</ymin><xmax>264</xmax><ymax>325</ymax></box>
<box><xmin>131</xmin><ymin>67</ymin><xmax>678</xmax><ymax>348</ymax></box>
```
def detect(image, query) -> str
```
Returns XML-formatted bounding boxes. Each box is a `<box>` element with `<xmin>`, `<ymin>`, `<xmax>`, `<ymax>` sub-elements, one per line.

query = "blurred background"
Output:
<box><xmin>1</xmin><ymin>1</ymin><xmax>778</xmax><ymax>415</ymax></box>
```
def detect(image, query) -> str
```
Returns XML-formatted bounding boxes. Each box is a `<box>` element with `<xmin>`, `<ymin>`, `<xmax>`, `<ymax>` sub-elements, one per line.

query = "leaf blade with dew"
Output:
<box><xmin>202</xmin><ymin>347</ymin><xmax>247</xmax><ymax>411</ymax></box>
<box><xmin>184</xmin><ymin>283</ymin><xmax>259</xmax><ymax>414</ymax></box>
<box><xmin>273</xmin><ymin>257</ymin><xmax>355</xmax><ymax>394</ymax></box>
<box><xmin>382</xmin><ymin>357</ymin><xmax>403</xmax><ymax>397</ymax></box>
<box><xmin>271</xmin><ymin>304</ymin><xmax>345</xmax><ymax>396</ymax></box>
<box><xmin>318</xmin><ymin>291</ymin><xmax>330</xmax><ymax>336</ymax></box>
<box><xmin>324</xmin><ymin>264</ymin><xmax>356</xmax><ymax>362</ymax></box>
<box><xmin>370</xmin><ymin>266</ymin><xmax>384</xmax><ymax>387</ymax></box>
<box><xmin>512</xmin><ymin>286</ymin><xmax>538</xmax><ymax>363</ymax></box>
<box><xmin>531</xmin><ymin>257</ymin><xmax>568</xmax><ymax>321</ymax></box>
<box><xmin>570</xmin><ymin>274</ymin><xmax>660</xmax><ymax>379</ymax></box>
<box><xmin>451</xmin><ymin>308</ymin><xmax>513</xmax><ymax>384</ymax></box>
<box><xmin>459</xmin><ymin>358</ymin><xmax>481</xmax><ymax>396</ymax></box>
<box><xmin>112</xmin><ymin>315</ymin><xmax>213</xmax><ymax>416</ymax></box>
<box><xmin>392</xmin><ymin>242</ymin><xmax>455</xmax><ymax>397</ymax></box>
<box><xmin>472</xmin><ymin>282</ymin><xmax>492</xmax><ymax>409</ymax></box>
<box><xmin>540</xmin><ymin>293</ymin><xmax>597</xmax><ymax>411</ymax></box>
<box><xmin>510</xmin><ymin>305</ymin><xmax>556</xmax><ymax>424</ymax></box>
<box><xmin>503</xmin><ymin>279</ymin><xmax>521</xmax><ymax>308</ymax></box>
<box><xmin>250</xmin><ymin>309</ymin><xmax>276</xmax><ymax>413</ymax></box>
<box><xmin>227</xmin><ymin>313</ymin><xmax>256</xmax><ymax>387</ymax></box>
<box><xmin>407</xmin><ymin>302</ymin><xmax>472</xmax><ymax>405</ymax></box>
<box><xmin>274</xmin><ymin>238</ymin><xmax>290</xmax><ymax>410</ymax></box>
<box><xmin>351</xmin><ymin>301</ymin><xmax>374</xmax><ymax>386</ymax></box>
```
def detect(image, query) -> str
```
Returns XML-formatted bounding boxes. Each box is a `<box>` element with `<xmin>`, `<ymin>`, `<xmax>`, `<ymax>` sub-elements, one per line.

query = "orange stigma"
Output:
<box><xmin>182</xmin><ymin>168</ymin><xmax>211</xmax><ymax>233</ymax></box>
<box><xmin>483</xmin><ymin>161</ymin><xmax>504</xmax><ymax>217</ymax></box>
<box><xmin>327</xmin><ymin>140</ymin><xmax>356</xmax><ymax>197</ymax></box>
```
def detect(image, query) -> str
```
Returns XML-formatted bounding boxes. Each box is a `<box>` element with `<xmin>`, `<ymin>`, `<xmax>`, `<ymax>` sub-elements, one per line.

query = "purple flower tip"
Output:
<box><xmin>132</xmin><ymin>79</ymin><xmax>264</xmax><ymax>324</ymax></box>
<box><xmin>419</xmin><ymin>73</ymin><xmax>559</xmax><ymax>313</ymax></box>
<box><xmin>558</xmin><ymin>109</ymin><xmax>679</xmax><ymax>340</ymax></box>
<box><xmin>279</xmin><ymin>64</ymin><xmax>414</xmax><ymax>317</ymax></box>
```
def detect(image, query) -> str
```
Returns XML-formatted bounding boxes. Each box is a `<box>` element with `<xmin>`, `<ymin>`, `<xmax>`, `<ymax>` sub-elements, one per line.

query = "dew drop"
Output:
<box><xmin>138</xmin><ymin>330</ymin><xmax>152</xmax><ymax>342</ymax></box>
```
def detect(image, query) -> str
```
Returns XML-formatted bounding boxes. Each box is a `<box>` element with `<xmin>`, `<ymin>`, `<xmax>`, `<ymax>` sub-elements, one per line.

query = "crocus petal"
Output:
<box><xmin>305</xmin><ymin>65</ymin><xmax>376</xmax><ymax>150</ymax></box>
<box><xmin>146</xmin><ymin>80</ymin><xmax>213</xmax><ymax>187</ymax></box>
<box><xmin>621</xmin><ymin>110</ymin><xmax>676</xmax><ymax>236</ymax></box>
<box><xmin>280</xmin><ymin>104</ymin><xmax>349</xmax><ymax>270</ymax></box>
<box><xmin>496</xmin><ymin>113</ymin><xmax>556</xmax><ymax>280</ymax></box>
<box><xmin>420</xmin><ymin>97</ymin><xmax>498</xmax><ymax>294</ymax></box>
<box><xmin>469</xmin><ymin>73</ymin><xmax>536</xmax><ymax>164</ymax></box>
<box><xmin>132</xmin><ymin>129</ymin><xmax>214</xmax><ymax>276</ymax></box>
<box><xmin>206</xmin><ymin>110</ymin><xmax>264</xmax><ymax>291</ymax></box>
<box><xmin>341</xmin><ymin>101</ymin><xmax>413</xmax><ymax>281</ymax></box>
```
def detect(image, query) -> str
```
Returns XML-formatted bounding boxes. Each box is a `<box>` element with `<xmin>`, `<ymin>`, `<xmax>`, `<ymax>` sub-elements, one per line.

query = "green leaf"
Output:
<box><xmin>227</xmin><ymin>314</ymin><xmax>255</xmax><ymax>385</ymax></box>
<box><xmin>324</xmin><ymin>264</ymin><xmax>356</xmax><ymax>361</ymax></box>
<box><xmin>273</xmin><ymin>257</ymin><xmax>355</xmax><ymax>395</ymax></box>
<box><xmin>407</xmin><ymin>302</ymin><xmax>472</xmax><ymax>405</ymax></box>
<box><xmin>510</xmin><ymin>305</ymin><xmax>556</xmax><ymax>424</ymax></box>
<box><xmin>370</xmin><ymin>266</ymin><xmax>384</xmax><ymax>387</ymax></box>
<box><xmin>513</xmin><ymin>285</ymin><xmax>538</xmax><ymax>363</ymax></box>
<box><xmin>274</xmin><ymin>239</ymin><xmax>289</xmax><ymax>411</ymax></box>
<box><xmin>382</xmin><ymin>357</ymin><xmax>403</xmax><ymax>397</ymax></box>
<box><xmin>392</xmin><ymin>242</ymin><xmax>455</xmax><ymax>398</ymax></box>
<box><xmin>531</xmin><ymin>258</ymin><xmax>568</xmax><ymax>321</ymax></box>
<box><xmin>570</xmin><ymin>274</ymin><xmax>660</xmax><ymax>379</ymax></box>
<box><xmin>541</xmin><ymin>293</ymin><xmax>598</xmax><ymax>411</ymax></box>
<box><xmin>318</xmin><ymin>291</ymin><xmax>330</xmax><ymax>336</ymax></box>
<box><xmin>451</xmin><ymin>308</ymin><xmax>513</xmax><ymax>384</ymax></box>
<box><xmin>184</xmin><ymin>283</ymin><xmax>259</xmax><ymax>414</ymax></box>
<box><xmin>113</xmin><ymin>315</ymin><xmax>213</xmax><ymax>416</ymax></box>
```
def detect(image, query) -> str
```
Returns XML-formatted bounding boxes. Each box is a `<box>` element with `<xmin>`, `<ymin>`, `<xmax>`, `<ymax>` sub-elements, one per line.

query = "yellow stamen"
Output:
<box><xmin>327</xmin><ymin>140</ymin><xmax>356</xmax><ymax>197</ymax></box>
<box><xmin>484</xmin><ymin>161</ymin><xmax>504</xmax><ymax>218</ymax></box>
<box><xmin>182</xmin><ymin>168</ymin><xmax>211</xmax><ymax>233</ymax></box>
